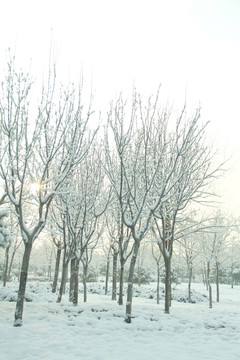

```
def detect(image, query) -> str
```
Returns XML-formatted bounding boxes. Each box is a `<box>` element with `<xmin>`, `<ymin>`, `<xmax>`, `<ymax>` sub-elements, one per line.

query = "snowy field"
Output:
<box><xmin>0</xmin><ymin>282</ymin><xmax>239</xmax><ymax>360</ymax></box>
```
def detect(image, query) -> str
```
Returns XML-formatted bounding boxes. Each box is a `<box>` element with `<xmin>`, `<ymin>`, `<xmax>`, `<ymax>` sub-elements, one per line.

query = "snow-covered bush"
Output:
<box><xmin>0</xmin><ymin>210</ymin><xmax>13</xmax><ymax>249</ymax></box>
<box><xmin>133</xmin><ymin>268</ymin><xmax>153</xmax><ymax>285</ymax></box>
<box><xmin>79</xmin><ymin>267</ymin><xmax>99</xmax><ymax>283</ymax></box>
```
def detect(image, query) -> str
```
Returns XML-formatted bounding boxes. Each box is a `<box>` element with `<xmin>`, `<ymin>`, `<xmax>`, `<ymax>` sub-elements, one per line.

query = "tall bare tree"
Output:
<box><xmin>104</xmin><ymin>88</ymin><xmax>224</xmax><ymax>321</ymax></box>
<box><xmin>150</xmin><ymin>106</ymin><xmax>224</xmax><ymax>314</ymax></box>
<box><xmin>104</xmin><ymin>89</ymin><xmax>171</xmax><ymax>322</ymax></box>
<box><xmin>0</xmin><ymin>56</ymin><xmax>96</xmax><ymax>326</ymax></box>
<box><xmin>59</xmin><ymin>145</ymin><xmax>108</xmax><ymax>305</ymax></box>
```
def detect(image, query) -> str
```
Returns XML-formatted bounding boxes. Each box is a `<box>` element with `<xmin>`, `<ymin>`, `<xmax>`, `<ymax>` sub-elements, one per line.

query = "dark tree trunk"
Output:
<box><xmin>72</xmin><ymin>259</ymin><xmax>80</xmax><ymax>305</ymax></box>
<box><xmin>156</xmin><ymin>264</ymin><xmax>160</xmax><ymax>305</ymax></box>
<box><xmin>164</xmin><ymin>257</ymin><xmax>171</xmax><ymax>314</ymax></box>
<box><xmin>118</xmin><ymin>263</ymin><xmax>124</xmax><ymax>305</ymax></box>
<box><xmin>52</xmin><ymin>248</ymin><xmax>61</xmax><ymax>293</ymax></box>
<box><xmin>204</xmin><ymin>265</ymin><xmax>208</xmax><ymax>290</ymax></box>
<box><xmin>83</xmin><ymin>264</ymin><xmax>88</xmax><ymax>303</ymax></box>
<box><xmin>207</xmin><ymin>262</ymin><xmax>212</xmax><ymax>308</ymax></box>
<box><xmin>112</xmin><ymin>251</ymin><xmax>118</xmax><ymax>301</ymax></box>
<box><xmin>57</xmin><ymin>260</ymin><xmax>68</xmax><ymax>303</ymax></box>
<box><xmin>14</xmin><ymin>241</ymin><xmax>33</xmax><ymax>327</ymax></box>
<box><xmin>105</xmin><ymin>259</ymin><xmax>110</xmax><ymax>295</ymax></box>
<box><xmin>188</xmin><ymin>264</ymin><xmax>193</xmax><ymax>303</ymax></box>
<box><xmin>3</xmin><ymin>246</ymin><xmax>10</xmax><ymax>287</ymax></box>
<box><xmin>231</xmin><ymin>263</ymin><xmax>234</xmax><ymax>288</ymax></box>
<box><xmin>209</xmin><ymin>283</ymin><xmax>212</xmax><ymax>308</ymax></box>
<box><xmin>69</xmin><ymin>257</ymin><xmax>76</xmax><ymax>301</ymax></box>
<box><xmin>216</xmin><ymin>261</ymin><xmax>220</xmax><ymax>302</ymax></box>
<box><xmin>62</xmin><ymin>262</ymin><xmax>68</xmax><ymax>294</ymax></box>
<box><xmin>125</xmin><ymin>242</ymin><xmax>140</xmax><ymax>323</ymax></box>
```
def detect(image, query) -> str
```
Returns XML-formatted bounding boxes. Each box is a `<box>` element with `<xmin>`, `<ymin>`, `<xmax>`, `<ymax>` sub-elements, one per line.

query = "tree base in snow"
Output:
<box><xmin>125</xmin><ymin>316</ymin><xmax>132</xmax><ymax>323</ymax></box>
<box><xmin>13</xmin><ymin>318</ymin><xmax>23</xmax><ymax>327</ymax></box>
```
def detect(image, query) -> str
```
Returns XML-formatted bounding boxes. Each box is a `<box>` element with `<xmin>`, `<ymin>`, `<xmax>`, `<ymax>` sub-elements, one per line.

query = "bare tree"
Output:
<box><xmin>105</xmin><ymin>88</ymin><xmax>224</xmax><ymax>321</ymax></box>
<box><xmin>0</xmin><ymin>56</ymin><xmax>96</xmax><ymax>326</ymax></box>
<box><xmin>61</xmin><ymin>146</ymin><xmax>108</xmax><ymax>305</ymax></box>
<box><xmin>104</xmin><ymin>89</ymin><xmax>170</xmax><ymax>322</ymax></box>
<box><xmin>150</xmin><ymin>106</ymin><xmax>224</xmax><ymax>314</ymax></box>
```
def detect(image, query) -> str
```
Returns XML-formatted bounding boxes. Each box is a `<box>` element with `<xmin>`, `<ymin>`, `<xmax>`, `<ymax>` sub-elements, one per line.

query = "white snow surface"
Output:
<box><xmin>0</xmin><ymin>282</ymin><xmax>239</xmax><ymax>360</ymax></box>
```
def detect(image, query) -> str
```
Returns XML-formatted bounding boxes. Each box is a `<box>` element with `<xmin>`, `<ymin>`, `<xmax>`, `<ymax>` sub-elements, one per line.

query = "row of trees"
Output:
<box><xmin>2</xmin><ymin>219</ymin><xmax>239</xmax><ymax>305</ymax></box>
<box><xmin>0</xmin><ymin>55</ymin><xmax>227</xmax><ymax>326</ymax></box>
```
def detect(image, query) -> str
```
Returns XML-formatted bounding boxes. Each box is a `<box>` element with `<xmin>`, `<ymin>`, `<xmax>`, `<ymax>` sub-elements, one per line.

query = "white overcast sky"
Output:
<box><xmin>1</xmin><ymin>0</ymin><xmax>240</xmax><ymax>216</ymax></box>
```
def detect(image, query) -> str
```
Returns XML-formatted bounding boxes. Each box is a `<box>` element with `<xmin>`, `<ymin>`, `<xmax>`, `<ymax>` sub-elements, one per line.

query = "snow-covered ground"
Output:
<box><xmin>0</xmin><ymin>282</ymin><xmax>239</xmax><ymax>360</ymax></box>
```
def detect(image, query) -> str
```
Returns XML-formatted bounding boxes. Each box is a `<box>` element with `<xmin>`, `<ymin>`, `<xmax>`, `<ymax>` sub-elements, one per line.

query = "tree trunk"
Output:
<box><xmin>207</xmin><ymin>261</ymin><xmax>212</xmax><ymax>308</ymax></box>
<box><xmin>118</xmin><ymin>263</ymin><xmax>124</xmax><ymax>305</ymax></box>
<box><xmin>72</xmin><ymin>259</ymin><xmax>80</xmax><ymax>305</ymax></box>
<box><xmin>209</xmin><ymin>283</ymin><xmax>212</xmax><ymax>308</ymax></box>
<box><xmin>216</xmin><ymin>261</ymin><xmax>219</xmax><ymax>302</ymax></box>
<box><xmin>156</xmin><ymin>264</ymin><xmax>160</xmax><ymax>305</ymax></box>
<box><xmin>231</xmin><ymin>264</ymin><xmax>234</xmax><ymax>288</ymax></box>
<box><xmin>57</xmin><ymin>260</ymin><xmax>68</xmax><ymax>303</ymax></box>
<box><xmin>83</xmin><ymin>264</ymin><xmax>88</xmax><ymax>303</ymax></box>
<box><xmin>14</xmin><ymin>241</ymin><xmax>33</xmax><ymax>327</ymax></box>
<box><xmin>62</xmin><ymin>262</ymin><xmax>68</xmax><ymax>294</ymax></box>
<box><xmin>164</xmin><ymin>257</ymin><xmax>171</xmax><ymax>314</ymax></box>
<box><xmin>188</xmin><ymin>264</ymin><xmax>193</xmax><ymax>303</ymax></box>
<box><xmin>69</xmin><ymin>257</ymin><xmax>76</xmax><ymax>301</ymax></box>
<box><xmin>52</xmin><ymin>248</ymin><xmax>61</xmax><ymax>293</ymax></box>
<box><xmin>125</xmin><ymin>242</ymin><xmax>140</xmax><ymax>323</ymax></box>
<box><xmin>112</xmin><ymin>251</ymin><xmax>118</xmax><ymax>301</ymax></box>
<box><xmin>105</xmin><ymin>259</ymin><xmax>110</xmax><ymax>295</ymax></box>
<box><xmin>3</xmin><ymin>245</ymin><xmax>10</xmax><ymax>287</ymax></box>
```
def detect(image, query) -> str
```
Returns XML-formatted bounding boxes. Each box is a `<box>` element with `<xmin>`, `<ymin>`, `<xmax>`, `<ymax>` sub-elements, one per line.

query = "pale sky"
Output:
<box><xmin>0</xmin><ymin>0</ymin><xmax>240</xmax><ymax>216</ymax></box>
